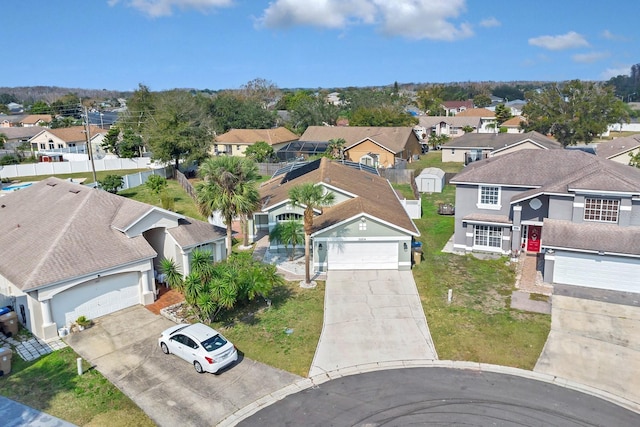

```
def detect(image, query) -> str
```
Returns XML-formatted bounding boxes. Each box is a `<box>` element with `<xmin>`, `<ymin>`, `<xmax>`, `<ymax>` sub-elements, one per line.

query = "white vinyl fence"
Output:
<box><xmin>0</xmin><ymin>157</ymin><xmax>152</xmax><ymax>179</ymax></box>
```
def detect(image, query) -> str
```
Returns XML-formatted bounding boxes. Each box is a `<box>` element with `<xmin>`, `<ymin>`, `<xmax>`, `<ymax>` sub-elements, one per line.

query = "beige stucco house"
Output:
<box><xmin>212</xmin><ymin>127</ymin><xmax>299</xmax><ymax>157</ymax></box>
<box><xmin>0</xmin><ymin>178</ymin><xmax>226</xmax><ymax>341</ymax></box>
<box><xmin>29</xmin><ymin>125</ymin><xmax>105</xmax><ymax>152</ymax></box>
<box><xmin>595</xmin><ymin>135</ymin><xmax>640</xmax><ymax>165</ymax></box>
<box><xmin>441</xmin><ymin>131</ymin><xmax>562</xmax><ymax>164</ymax></box>
<box><xmin>298</xmin><ymin>126</ymin><xmax>422</xmax><ymax>168</ymax></box>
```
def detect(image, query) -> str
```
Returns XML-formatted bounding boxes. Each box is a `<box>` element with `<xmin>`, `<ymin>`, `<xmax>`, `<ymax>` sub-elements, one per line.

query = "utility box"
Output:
<box><xmin>0</xmin><ymin>347</ymin><xmax>12</xmax><ymax>376</ymax></box>
<box><xmin>0</xmin><ymin>311</ymin><xmax>18</xmax><ymax>337</ymax></box>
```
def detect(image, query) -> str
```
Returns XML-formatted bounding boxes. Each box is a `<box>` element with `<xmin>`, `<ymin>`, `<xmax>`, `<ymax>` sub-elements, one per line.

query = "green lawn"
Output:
<box><xmin>414</xmin><ymin>186</ymin><xmax>551</xmax><ymax>369</ymax></box>
<box><xmin>0</xmin><ymin>347</ymin><xmax>154</xmax><ymax>427</ymax></box>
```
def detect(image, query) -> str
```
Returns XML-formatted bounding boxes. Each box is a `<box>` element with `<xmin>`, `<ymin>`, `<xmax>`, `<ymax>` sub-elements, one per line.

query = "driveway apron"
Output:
<box><xmin>535</xmin><ymin>292</ymin><xmax>640</xmax><ymax>405</ymax></box>
<box><xmin>310</xmin><ymin>270</ymin><xmax>437</xmax><ymax>377</ymax></box>
<box><xmin>64</xmin><ymin>306</ymin><xmax>300</xmax><ymax>427</ymax></box>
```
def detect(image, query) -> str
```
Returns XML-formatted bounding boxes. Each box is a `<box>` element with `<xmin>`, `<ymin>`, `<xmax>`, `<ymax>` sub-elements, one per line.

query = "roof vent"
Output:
<box><xmin>69</xmin><ymin>189</ymin><xmax>81</xmax><ymax>194</ymax></box>
<box><xmin>46</xmin><ymin>182</ymin><xmax>57</xmax><ymax>187</ymax></box>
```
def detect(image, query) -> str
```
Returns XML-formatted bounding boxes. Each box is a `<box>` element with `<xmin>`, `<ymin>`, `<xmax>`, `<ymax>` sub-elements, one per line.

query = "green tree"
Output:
<box><xmin>288</xmin><ymin>182</ymin><xmax>335</xmax><ymax>287</ymax></box>
<box><xmin>494</xmin><ymin>104</ymin><xmax>512</xmax><ymax>125</ymax></box>
<box><xmin>144</xmin><ymin>90</ymin><xmax>213</xmax><ymax>170</ymax></box>
<box><xmin>209</xmin><ymin>92</ymin><xmax>276</xmax><ymax>133</ymax></box>
<box><xmin>522</xmin><ymin>80</ymin><xmax>630</xmax><ymax>146</ymax></box>
<box><xmin>415</xmin><ymin>86</ymin><xmax>446</xmax><ymax>116</ymax></box>
<box><xmin>473</xmin><ymin>93</ymin><xmax>492</xmax><ymax>108</ymax></box>
<box><xmin>29</xmin><ymin>101</ymin><xmax>52</xmax><ymax>115</ymax></box>
<box><xmin>0</xmin><ymin>133</ymin><xmax>6</xmax><ymax>149</ymax></box>
<box><xmin>51</xmin><ymin>93</ymin><xmax>81</xmax><ymax>117</ymax></box>
<box><xmin>99</xmin><ymin>174</ymin><xmax>124</xmax><ymax>193</ymax></box>
<box><xmin>324</xmin><ymin>138</ymin><xmax>346</xmax><ymax>160</ymax></box>
<box><xmin>125</xmin><ymin>84</ymin><xmax>156</xmax><ymax>132</ymax></box>
<box><xmin>196</xmin><ymin>156</ymin><xmax>260</xmax><ymax>255</ymax></box>
<box><xmin>349</xmin><ymin>106</ymin><xmax>418</xmax><ymax>127</ymax></box>
<box><xmin>145</xmin><ymin>174</ymin><xmax>168</xmax><ymax>195</ymax></box>
<box><xmin>244</xmin><ymin>141</ymin><xmax>275</xmax><ymax>163</ymax></box>
<box><xmin>428</xmin><ymin>134</ymin><xmax>450</xmax><ymax>150</ymax></box>
<box><xmin>269</xmin><ymin>220</ymin><xmax>304</xmax><ymax>261</ymax></box>
<box><xmin>629</xmin><ymin>151</ymin><xmax>640</xmax><ymax>168</ymax></box>
<box><xmin>289</xmin><ymin>94</ymin><xmax>340</xmax><ymax>133</ymax></box>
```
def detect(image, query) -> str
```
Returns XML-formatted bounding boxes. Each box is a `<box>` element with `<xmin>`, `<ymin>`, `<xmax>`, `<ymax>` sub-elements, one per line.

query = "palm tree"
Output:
<box><xmin>196</xmin><ymin>156</ymin><xmax>260</xmax><ymax>255</ymax></box>
<box><xmin>269</xmin><ymin>220</ymin><xmax>304</xmax><ymax>260</ymax></box>
<box><xmin>288</xmin><ymin>182</ymin><xmax>335</xmax><ymax>287</ymax></box>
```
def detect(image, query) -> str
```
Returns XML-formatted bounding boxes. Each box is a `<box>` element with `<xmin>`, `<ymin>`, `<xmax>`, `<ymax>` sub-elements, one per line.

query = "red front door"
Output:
<box><xmin>526</xmin><ymin>225</ymin><xmax>542</xmax><ymax>253</ymax></box>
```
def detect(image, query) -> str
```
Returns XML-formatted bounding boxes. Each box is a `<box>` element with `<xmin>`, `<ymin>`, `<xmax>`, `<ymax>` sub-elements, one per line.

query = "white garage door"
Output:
<box><xmin>53</xmin><ymin>272</ymin><xmax>141</xmax><ymax>328</ymax></box>
<box><xmin>327</xmin><ymin>241</ymin><xmax>398</xmax><ymax>270</ymax></box>
<box><xmin>553</xmin><ymin>251</ymin><xmax>640</xmax><ymax>292</ymax></box>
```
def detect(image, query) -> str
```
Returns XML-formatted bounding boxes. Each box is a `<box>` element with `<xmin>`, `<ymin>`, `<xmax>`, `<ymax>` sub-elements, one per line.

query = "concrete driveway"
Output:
<box><xmin>309</xmin><ymin>270</ymin><xmax>437</xmax><ymax>377</ymax></box>
<box><xmin>535</xmin><ymin>285</ymin><xmax>640</xmax><ymax>405</ymax></box>
<box><xmin>65</xmin><ymin>306</ymin><xmax>300</xmax><ymax>427</ymax></box>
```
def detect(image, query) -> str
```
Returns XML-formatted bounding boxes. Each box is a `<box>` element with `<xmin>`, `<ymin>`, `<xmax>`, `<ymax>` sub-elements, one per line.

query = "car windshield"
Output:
<box><xmin>201</xmin><ymin>334</ymin><xmax>228</xmax><ymax>352</ymax></box>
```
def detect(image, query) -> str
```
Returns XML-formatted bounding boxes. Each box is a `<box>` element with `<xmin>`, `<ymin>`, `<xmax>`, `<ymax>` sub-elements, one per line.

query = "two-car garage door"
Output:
<box><xmin>327</xmin><ymin>241</ymin><xmax>398</xmax><ymax>270</ymax></box>
<box><xmin>553</xmin><ymin>251</ymin><xmax>640</xmax><ymax>293</ymax></box>
<box><xmin>53</xmin><ymin>272</ymin><xmax>141</xmax><ymax>328</ymax></box>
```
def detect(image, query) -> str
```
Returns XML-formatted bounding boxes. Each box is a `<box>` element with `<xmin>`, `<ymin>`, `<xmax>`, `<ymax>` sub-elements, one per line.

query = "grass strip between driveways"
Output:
<box><xmin>413</xmin><ymin>184</ymin><xmax>551</xmax><ymax>370</ymax></box>
<box><xmin>0</xmin><ymin>346</ymin><xmax>154</xmax><ymax>427</ymax></box>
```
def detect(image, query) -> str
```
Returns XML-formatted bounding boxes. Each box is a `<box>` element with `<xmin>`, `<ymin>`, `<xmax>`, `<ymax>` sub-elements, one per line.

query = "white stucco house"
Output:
<box><xmin>0</xmin><ymin>178</ymin><xmax>226</xmax><ymax>341</ymax></box>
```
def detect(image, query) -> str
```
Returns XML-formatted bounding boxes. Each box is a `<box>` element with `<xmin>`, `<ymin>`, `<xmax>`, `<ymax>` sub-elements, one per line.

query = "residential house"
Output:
<box><xmin>595</xmin><ymin>135</ymin><xmax>640</xmax><ymax>165</ymax></box>
<box><xmin>255</xmin><ymin>158</ymin><xmax>420</xmax><ymax>271</ymax></box>
<box><xmin>20</xmin><ymin>114</ymin><xmax>52</xmax><ymax>127</ymax></box>
<box><xmin>0</xmin><ymin>178</ymin><xmax>227</xmax><ymax>341</ymax></box>
<box><xmin>0</xmin><ymin>126</ymin><xmax>47</xmax><ymax>150</ymax></box>
<box><xmin>455</xmin><ymin>108</ymin><xmax>497</xmax><ymax>133</ymax></box>
<box><xmin>449</xmin><ymin>149</ymin><xmax>640</xmax><ymax>293</ymax></box>
<box><xmin>500</xmin><ymin>116</ymin><xmax>526</xmax><ymax>134</ymax></box>
<box><xmin>0</xmin><ymin>114</ymin><xmax>25</xmax><ymax>128</ymax></box>
<box><xmin>417</xmin><ymin>116</ymin><xmax>480</xmax><ymax>139</ymax></box>
<box><xmin>504</xmin><ymin>99</ymin><xmax>527</xmax><ymax>116</ymax></box>
<box><xmin>212</xmin><ymin>127</ymin><xmax>299</xmax><ymax>157</ymax></box>
<box><xmin>29</xmin><ymin>125</ymin><xmax>106</xmax><ymax>154</ymax></box>
<box><xmin>442</xmin><ymin>100</ymin><xmax>474</xmax><ymax>115</ymax></box>
<box><xmin>298</xmin><ymin>126</ymin><xmax>422</xmax><ymax>168</ymax></box>
<box><xmin>440</xmin><ymin>131</ymin><xmax>562</xmax><ymax>163</ymax></box>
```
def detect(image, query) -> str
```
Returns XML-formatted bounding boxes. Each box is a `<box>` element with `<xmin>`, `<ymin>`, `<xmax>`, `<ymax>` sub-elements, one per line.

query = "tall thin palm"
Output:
<box><xmin>288</xmin><ymin>182</ymin><xmax>335</xmax><ymax>286</ymax></box>
<box><xmin>196</xmin><ymin>156</ymin><xmax>260</xmax><ymax>255</ymax></box>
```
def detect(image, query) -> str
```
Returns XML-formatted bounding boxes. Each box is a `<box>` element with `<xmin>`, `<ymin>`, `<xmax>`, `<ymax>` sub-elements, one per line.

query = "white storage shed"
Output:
<box><xmin>415</xmin><ymin>167</ymin><xmax>445</xmax><ymax>193</ymax></box>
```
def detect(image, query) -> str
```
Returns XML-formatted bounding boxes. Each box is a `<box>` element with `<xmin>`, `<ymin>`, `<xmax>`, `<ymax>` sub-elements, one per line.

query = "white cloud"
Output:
<box><xmin>479</xmin><ymin>17</ymin><xmax>500</xmax><ymax>28</ymax></box>
<box><xmin>600</xmin><ymin>29</ymin><xmax>627</xmax><ymax>41</ymax></box>
<box><xmin>528</xmin><ymin>31</ymin><xmax>589</xmax><ymax>50</ymax></box>
<box><xmin>572</xmin><ymin>51</ymin><xmax>610</xmax><ymax>63</ymax></box>
<box><xmin>109</xmin><ymin>0</ymin><xmax>234</xmax><ymax>18</ymax></box>
<box><xmin>257</xmin><ymin>0</ymin><xmax>474</xmax><ymax>41</ymax></box>
<box><xmin>601</xmin><ymin>65</ymin><xmax>631</xmax><ymax>80</ymax></box>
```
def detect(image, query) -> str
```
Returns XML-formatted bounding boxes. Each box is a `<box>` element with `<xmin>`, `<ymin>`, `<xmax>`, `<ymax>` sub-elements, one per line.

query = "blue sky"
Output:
<box><xmin>4</xmin><ymin>0</ymin><xmax>639</xmax><ymax>91</ymax></box>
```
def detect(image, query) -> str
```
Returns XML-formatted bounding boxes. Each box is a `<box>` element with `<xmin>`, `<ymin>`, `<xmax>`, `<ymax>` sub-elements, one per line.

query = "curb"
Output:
<box><xmin>217</xmin><ymin>360</ymin><xmax>640</xmax><ymax>426</ymax></box>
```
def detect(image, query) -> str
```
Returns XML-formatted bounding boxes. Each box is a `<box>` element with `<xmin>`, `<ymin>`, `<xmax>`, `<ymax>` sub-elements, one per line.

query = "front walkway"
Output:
<box><xmin>309</xmin><ymin>270</ymin><xmax>437</xmax><ymax>377</ymax></box>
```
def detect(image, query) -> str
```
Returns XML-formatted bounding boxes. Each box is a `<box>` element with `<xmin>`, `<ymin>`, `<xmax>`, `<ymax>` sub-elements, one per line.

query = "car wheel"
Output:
<box><xmin>194</xmin><ymin>361</ymin><xmax>204</xmax><ymax>373</ymax></box>
<box><xmin>160</xmin><ymin>342</ymin><xmax>169</xmax><ymax>354</ymax></box>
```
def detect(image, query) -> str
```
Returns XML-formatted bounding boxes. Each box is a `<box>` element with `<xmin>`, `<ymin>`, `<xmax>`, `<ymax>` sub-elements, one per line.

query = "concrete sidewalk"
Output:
<box><xmin>1</xmin><ymin>396</ymin><xmax>76</xmax><ymax>427</ymax></box>
<box><xmin>309</xmin><ymin>270</ymin><xmax>437</xmax><ymax>377</ymax></box>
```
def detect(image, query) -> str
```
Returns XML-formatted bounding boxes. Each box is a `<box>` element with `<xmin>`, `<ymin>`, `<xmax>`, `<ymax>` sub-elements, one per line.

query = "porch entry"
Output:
<box><xmin>526</xmin><ymin>225</ymin><xmax>542</xmax><ymax>253</ymax></box>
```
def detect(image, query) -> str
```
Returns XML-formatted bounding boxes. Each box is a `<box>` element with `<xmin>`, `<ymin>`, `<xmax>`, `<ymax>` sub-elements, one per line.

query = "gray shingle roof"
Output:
<box><xmin>298</xmin><ymin>126</ymin><xmax>416</xmax><ymax>154</ymax></box>
<box><xmin>259</xmin><ymin>158</ymin><xmax>419</xmax><ymax>236</ymax></box>
<box><xmin>542</xmin><ymin>218</ymin><xmax>640</xmax><ymax>256</ymax></box>
<box><xmin>595</xmin><ymin>135</ymin><xmax>640</xmax><ymax>160</ymax></box>
<box><xmin>442</xmin><ymin>131</ymin><xmax>561</xmax><ymax>150</ymax></box>
<box><xmin>0</xmin><ymin>177</ymin><xmax>223</xmax><ymax>291</ymax></box>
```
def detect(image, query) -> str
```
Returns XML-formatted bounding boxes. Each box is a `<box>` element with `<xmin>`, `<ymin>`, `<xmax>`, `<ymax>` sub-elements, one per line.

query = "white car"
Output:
<box><xmin>158</xmin><ymin>323</ymin><xmax>238</xmax><ymax>374</ymax></box>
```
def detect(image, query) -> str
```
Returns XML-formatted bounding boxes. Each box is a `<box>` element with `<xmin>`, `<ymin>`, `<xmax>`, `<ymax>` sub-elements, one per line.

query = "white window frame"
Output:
<box><xmin>474</xmin><ymin>225</ymin><xmax>502</xmax><ymax>250</ymax></box>
<box><xmin>477</xmin><ymin>185</ymin><xmax>501</xmax><ymax>210</ymax></box>
<box><xmin>584</xmin><ymin>198</ymin><xmax>619</xmax><ymax>223</ymax></box>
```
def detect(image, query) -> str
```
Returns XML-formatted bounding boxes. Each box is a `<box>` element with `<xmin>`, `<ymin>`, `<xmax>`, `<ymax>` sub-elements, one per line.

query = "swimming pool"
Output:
<box><xmin>2</xmin><ymin>182</ymin><xmax>34</xmax><ymax>191</ymax></box>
